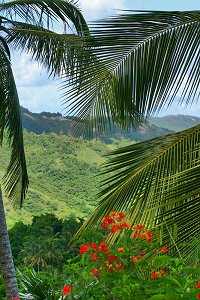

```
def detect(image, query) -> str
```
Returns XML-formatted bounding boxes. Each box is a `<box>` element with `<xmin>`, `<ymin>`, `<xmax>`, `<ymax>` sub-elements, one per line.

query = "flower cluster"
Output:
<box><xmin>102</xmin><ymin>212</ymin><xmax>129</xmax><ymax>233</ymax></box>
<box><xmin>79</xmin><ymin>239</ymin><xmax>124</xmax><ymax>277</ymax></box>
<box><xmin>79</xmin><ymin>213</ymin><xmax>172</xmax><ymax>282</ymax></box>
<box><xmin>60</xmin><ymin>212</ymin><xmax>200</xmax><ymax>299</ymax></box>
<box><xmin>132</xmin><ymin>225</ymin><xmax>154</xmax><ymax>243</ymax></box>
<box><xmin>12</xmin><ymin>297</ymin><xmax>20</xmax><ymax>300</ymax></box>
<box><xmin>151</xmin><ymin>270</ymin><xmax>166</xmax><ymax>279</ymax></box>
<box><xmin>80</xmin><ymin>241</ymin><xmax>109</xmax><ymax>255</ymax></box>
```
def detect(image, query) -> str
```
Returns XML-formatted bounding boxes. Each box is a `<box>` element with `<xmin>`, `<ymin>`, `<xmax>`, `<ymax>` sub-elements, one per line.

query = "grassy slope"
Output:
<box><xmin>2</xmin><ymin>131</ymin><xmax>133</xmax><ymax>227</ymax></box>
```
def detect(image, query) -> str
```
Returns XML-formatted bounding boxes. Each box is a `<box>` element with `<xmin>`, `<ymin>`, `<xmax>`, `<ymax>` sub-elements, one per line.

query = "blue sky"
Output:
<box><xmin>12</xmin><ymin>0</ymin><xmax>200</xmax><ymax>116</ymax></box>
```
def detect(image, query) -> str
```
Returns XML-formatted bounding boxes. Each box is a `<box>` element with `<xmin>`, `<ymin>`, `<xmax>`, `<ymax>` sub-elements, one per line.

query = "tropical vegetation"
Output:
<box><xmin>66</xmin><ymin>10</ymin><xmax>200</xmax><ymax>261</ymax></box>
<box><xmin>0</xmin><ymin>2</ymin><xmax>199</xmax><ymax>299</ymax></box>
<box><xmin>3</xmin><ymin>211</ymin><xmax>199</xmax><ymax>300</ymax></box>
<box><xmin>0</xmin><ymin>0</ymin><xmax>89</xmax><ymax>299</ymax></box>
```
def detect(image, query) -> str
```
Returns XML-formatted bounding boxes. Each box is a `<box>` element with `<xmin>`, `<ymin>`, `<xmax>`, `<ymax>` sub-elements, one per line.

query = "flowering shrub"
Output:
<box><xmin>60</xmin><ymin>212</ymin><xmax>200</xmax><ymax>299</ymax></box>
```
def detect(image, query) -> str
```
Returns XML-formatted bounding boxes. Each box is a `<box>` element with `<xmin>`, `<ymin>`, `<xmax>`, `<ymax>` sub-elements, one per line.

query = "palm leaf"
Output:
<box><xmin>6</xmin><ymin>22</ymin><xmax>88</xmax><ymax>77</ymax></box>
<box><xmin>80</xmin><ymin>125</ymin><xmax>200</xmax><ymax>257</ymax></box>
<box><xmin>0</xmin><ymin>0</ymin><xmax>89</xmax><ymax>36</ymax></box>
<box><xmin>62</xmin><ymin>10</ymin><xmax>200</xmax><ymax>131</ymax></box>
<box><xmin>0</xmin><ymin>42</ymin><xmax>28</xmax><ymax>205</ymax></box>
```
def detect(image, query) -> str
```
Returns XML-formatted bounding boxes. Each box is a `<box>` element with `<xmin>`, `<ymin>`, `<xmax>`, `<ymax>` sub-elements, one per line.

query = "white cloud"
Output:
<box><xmin>18</xmin><ymin>83</ymin><xmax>62</xmax><ymax>113</ymax></box>
<box><xmin>11</xmin><ymin>52</ymin><xmax>63</xmax><ymax>112</ymax></box>
<box><xmin>80</xmin><ymin>0</ymin><xmax>127</xmax><ymax>20</ymax></box>
<box><xmin>12</xmin><ymin>53</ymin><xmax>50</xmax><ymax>87</ymax></box>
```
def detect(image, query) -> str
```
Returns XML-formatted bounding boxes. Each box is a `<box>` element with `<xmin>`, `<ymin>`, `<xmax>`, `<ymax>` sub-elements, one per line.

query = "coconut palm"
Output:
<box><xmin>65</xmin><ymin>10</ymin><xmax>200</xmax><ymax>259</ymax></box>
<box><xmin>0</xmin><ymin>1</ymin><xmax>89</xmax><ymax>299</ymax></box>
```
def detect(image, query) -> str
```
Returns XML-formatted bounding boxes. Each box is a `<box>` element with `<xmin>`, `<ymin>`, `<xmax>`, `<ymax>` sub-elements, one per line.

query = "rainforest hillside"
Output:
<box><xmin>3</xmin><ymin>109</ymin><xmax>199</xmax><ymax>227</ymax></box>
<box><xmin>2</xmin><ymin>131</ymin><xmax>134</xmax><ymax>227</ymax></box>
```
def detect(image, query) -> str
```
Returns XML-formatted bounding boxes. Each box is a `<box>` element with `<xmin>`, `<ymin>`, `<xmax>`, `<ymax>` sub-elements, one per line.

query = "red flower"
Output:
<box><xmin>131</xmin><ymin>256</ymin><xmax>139</xmax><ymax>263</ymax></box>
<box><xmin>119</xmin><ymin>222</ymin><xmax>129</xmax><ymax>229</ymax></box>
<box><xmin>133</xmin><ymin>232</ymin><xmax>140</xmax><ymax>238</ymax></box>
<box><xmin>102</xmin><ymin>223</ymin><xmax>108</xmax><ymax>230</ymax></box>
<box><xmin>114</xmin><ymin>262</ymin><xmax>123</xmax><ymax>271</ymax></box>
<box><xmin>132</xmin><ymin>225</ymin><xmax>138</xmax><ymax>230</ymax></box>
<box><xmin>92</xmin><ymin>268</ymin><xmax>98</xmax><ymax>275</ymax></box>
<box><xmin>196</xmin><ymin>281</ymin><xmax>200</xmax><ymax>288</ymax></box>
<box><xmin>110</xmin><ymin>224</ymin><xmax>121</xmax><ymax>233</ymax></box>
<box><xmin>146</xmin><ymin>237</ymin><xmax>153</xmax><ymax>243</ymax></box>
<box><xmin>12</xmin><ymin>297</ymin><xmax>20</xmax><ymax>300</ymax></box>
<box><xmin>102</xmin><ymin>216</ymin><xmax>114</xmax><ymax>225</ymax></box>
<box><xmin>92</xmin><ymin>268</ymin><xmax>100</xmax><ymax>279</ymax></box>
<box><xmin>102</xmin><ymin>215</ymin><xmax>115</xmax><ymax>230</ymax></box>
<box><xmin>99</xmin><ymin>241</ymin><xmax>109</xmax><ymax>253</ymax></box>
<box><xmin>63</xmin><ymin>286</ymin><xmax>72</xmax><ymax>296</ymax></box>
<box><xmin>118</xmin><ymin>247</ymin><xmax>124</xmax><ymax>253</ymax></box>
<box><xmin>116</xmin><ymin>212</ymin><xmax>126</xmax><ymax>221</ymax></box>
<box><xmin>79</xmin><ymin>244</ymin><xmax>89</xmax><ymax>254</ymax></box>
<box><xmin>151</xmin><ymin>272</ymin><xmax>156</xmax><ymax>279</ymax></box>
<box><xmin>132</xmin><ymin>224</ymin><xmax>145</xmax><ymax>230</ymax></box>
<box><xmin>108</xmin><ymin>254</ymin><xmax>118</xmax><ymax>262</ymax></box>
<box><xmin>151</xmin><ymin>270</ymin><xmax>166</xmax><ymax>279</ymax></box>
<box><xmin>146</xmin><ymin>230</ymin><xmax>154</xmax><ymax>242</ymax></box>
<box><xmin>198</xmin><ymin>293</ymin><xmax>200</xmax><ymax>299</ymax></box>
<box><xmin>118</xmin><ymin>212</ymin><xmax>125</xmax><ymax>219</ymax></box>
<box><xmin>110</xmin><ymin>211</ymin><xmax>118</xmax><ymax>217</ymax></box>
<box><xmin>137</xmin><ymin>225</ymin><xmax>145</xmax><ymax>230</ymax></box>
<box><xmin>90</xmin><ymin>253</ymin><xmax>100</xmax><ymax>262</ymax></box>
<box><xmin>90</xmin><ymin>242</ymin><xmax>98</xmax><ymax>251</ymax></box>
<box><xmin>161</xmin><ymin>246</ymin><xmax>169</xmax><ymax>253</ymax></box>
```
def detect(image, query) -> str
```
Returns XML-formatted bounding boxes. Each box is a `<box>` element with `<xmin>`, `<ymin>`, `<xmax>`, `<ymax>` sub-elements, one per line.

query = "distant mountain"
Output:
<box><xmin>149</xmin><ymin>115</ymin><xmax>200</xmax><ymax>132</ymax></box>
<box><xmin>20</xmin><ymin>107</ymin><xmax>173</xmax><ymax>142</ymax></box>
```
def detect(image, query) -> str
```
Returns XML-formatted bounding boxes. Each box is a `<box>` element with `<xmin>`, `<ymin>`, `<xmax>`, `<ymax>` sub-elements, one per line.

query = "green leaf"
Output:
<box><xmin>7</xmin><ymin>22</ymin><xmax>87</xmax><ymax>77</ymax></box>
<box><xmin>62</xmin><ymin>11</ymin><xmax>200</xmax><ymax>132</ymax></box>
<box><xmin>0</xmin><ymin>44</ymin><xmax>28</xmax><ymax>205</ymax></box>
<box><xmin>0</xmin><ymin>0</ymin><xmax>89</xmax><ymax>36</ymax></box>
<box><xmin>81</xmin><ymin>125</ymin><xmax>200</xmax><ymax>258</ymax></box>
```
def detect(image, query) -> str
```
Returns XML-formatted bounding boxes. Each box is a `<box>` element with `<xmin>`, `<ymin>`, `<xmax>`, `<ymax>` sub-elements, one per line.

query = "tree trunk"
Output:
<box><xmin>0</xmin><ymin>186</ymin><xmax>19</xmax><ymax>300</ymax></box>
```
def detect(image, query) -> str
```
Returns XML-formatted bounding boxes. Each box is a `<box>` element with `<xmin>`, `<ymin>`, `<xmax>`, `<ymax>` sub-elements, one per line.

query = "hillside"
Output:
<box><xmin>21</xmin><ymin>107</ymin><xmax>200</xmax><ymax>140</ymax></box>
<box><xmin>2</xmin><ymin>131</ymin><xmax>133</xmax><ymax>227</ymax></box>
<box><xmin>3</xmin><ymin>109</ymin><xmax>199</xmax><ymax>227</ymax></box>
<box><xmin>149</xmin><ymin>115</ymin><xmax>200</xmax><ymax>132</ymax></box>
<box><xmin>21</xmin><ymin>107</ymin><xmax>173</xmax><ymax>142</ymax></box>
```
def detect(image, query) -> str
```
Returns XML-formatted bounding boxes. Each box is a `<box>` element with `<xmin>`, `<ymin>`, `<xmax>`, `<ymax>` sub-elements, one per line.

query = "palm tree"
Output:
<box><xmin>0</xmin><ymin>1</ymin><xmax>89</xmax><ymax>299</ymax></box>
<box><xmin>64</xmin><ymin>11</ymin><xmax>200</xmax><ymax>259</ymax></box>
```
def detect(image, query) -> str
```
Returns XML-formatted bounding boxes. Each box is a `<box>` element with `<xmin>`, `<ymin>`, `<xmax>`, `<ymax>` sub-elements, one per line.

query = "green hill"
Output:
<box><xmin>21</xmin><ymin>107</ymin><xmax>173</xmax><ymax>142</ymax></box>
<box><xmin>3</xmin><ymin>131</ymin><xmax>133</xmax><ymax>227</ymax></box>
<box><xmin>3</xmin><ymin>109</ymin><xmax>199</xmax><ymax>227</ymax></box>
<box><xmin>149</xmin><ymin>115</ymin><xmax>200</xmax><ymax>132</ymax></box>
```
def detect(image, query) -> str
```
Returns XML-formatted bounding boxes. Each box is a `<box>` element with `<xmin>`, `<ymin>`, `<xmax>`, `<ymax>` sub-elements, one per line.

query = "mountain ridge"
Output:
<box><xmin>21</xmin><ymin>106</ymin><xmax>200</xmax><ymax>142</ymax></box>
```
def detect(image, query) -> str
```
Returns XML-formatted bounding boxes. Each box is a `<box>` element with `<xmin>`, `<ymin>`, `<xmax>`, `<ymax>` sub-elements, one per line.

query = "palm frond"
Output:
<box><xmin>0</xmin><ymin>42</ymin><xmax>28</xmax><ymax>205</ymax></box>
<box><xmin>62</xmin><ymin>10</ymin><xmax>200</xmax><ymax>132</ymax></box>
<box><xmin>80</xmin><ymin>125</ymin><xmax>200</xmax><ymax>257</ymax></box>
<box><xmin>0</xmin><ymin>0</ymin><xmax>89</xmax><ymax>36</ymax></box>
<box><xmin>7</xmin><ymin>21</ymin><xmax>87</xmax><ymax>77</ymax></box>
